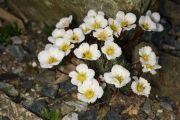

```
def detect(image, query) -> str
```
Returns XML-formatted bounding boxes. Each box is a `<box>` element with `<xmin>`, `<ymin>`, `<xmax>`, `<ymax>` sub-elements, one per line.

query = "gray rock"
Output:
<box><xmin>7</xmin><ymin>0</ymin><xmax>155</xmax><ymax>25</ymax></box>
<box><xmin>21</xmin><ymin>79</ymin><xmax>34</xmax><ymax>93</ymax></box>
<box><xmin>142</xmin><ymin>100</ymin><xmax>151</xmax><ymax>114</ymax></box>
<box><xmin>0</xmin><ymin>82</ymin><xmax>19</xmax><ymax>97</ymax></box>
<box><xmin>62</xmin><ymin>112</ymin><xmax>78</xmax><ymax>120</ymax></box>
<box><xmin>59</xmin><ymin>81</ymin><xmax>77</xmax><ymax>95</ymax></box>
<box><xmin>103</xmin><ymin>106</ymin><xmax>127</xmax><ymax>120</ymax></box>
<box><xmin>7</xmin><ymin>45</ymin><xmax>27</xmax><ymax>62</ymax></box>
<box><xmin>40</xmin><ymin>84</ymin><xmax>59</xmax><ymax>99</ymax></box>
<box><xmin>10</xmin><ymin>36</ymin><xmax>23</xmax><ymax>45</ymax></box>
<box><xmin>160</xmin><ymin>97</ymin><xmax>175</xmax><ymax>111</ymax></box>
<box><xmin>65</xmin><ymin>101</ymin><xmax>87</xmax><ymax>112</ymax></box>
<box><xmin>78</xmin><ymin>109</ymin><xmax>98</xmax><ymax>120</ymax></box>
<box><xmin>36</xmin><ymin>70</ymin><xmax>56</xmax><ymax>85</ymax></box>
<box><xmin>160</xmin><ymin>102</ymin><xmax>173</xmax><ymax>111</ymax></box>
<box><xmin>24</xmin><ymin>41</ymin><xmax>37</xmax><ymax>55</ymax></box>
<box><xmin>22</xmin><ymin>99</ymin><xmax>48</xmax><ymax>117</ymax></box>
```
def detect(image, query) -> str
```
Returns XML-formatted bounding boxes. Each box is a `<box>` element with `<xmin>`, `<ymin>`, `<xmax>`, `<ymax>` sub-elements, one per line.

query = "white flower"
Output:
<box><xmin>38</xmin><ymin>46</ymin><xmax>64</xmax><ymax>68</ymax></box>
<box><xmin>93</xmin><ymin>27</ymin><xmax>114</xmax><ymax>42</ymax></box>
<box><xmin>104</xmin><ymin>65</ymin><xmax>131</xmax><ymax>88</ymax></box>
<box><xmin>142</xmin><ymin>61</ymin><xmax>162</xmax><ymax>75</ymax></box>
<box><xmin>139</xmin><ymin>46</ymin><xmax>156</xmax><ymax>64</ymax></box>
<box><xmin>64</xmin><ymin>28</ymin><xmax>85</xmax><ymax>43</ymax></box>
<box><xmin>54</xmin><ymin>38</ymin><xmax>74</xmax><ymax>55</ymax></box>
<box><xmin>108</xmin><ymin>18</ymin><xmax>122</xmax><ymax>37</ymax></box>
<box><xmin>79</xmin><ymin>23</ymin><xmax>92</xmax><ymax>35</ymax></box>
<box><xmin>101</xmin><ymin>41</ymin><xmax>122</xmax><ymax>60</ymax></box>
<box><xmin>56</xmin><ymin>15</ymin><xmax>72</xmax><ymax>29</ymax></box>
<box><xmin>116</xmin><ymin>11</ymin><xmax>136</xmax><ymax>30</ymax></box>
<box><xmin>74</xmin><ymin>43</ymin><xmax>101</xmax><ymax>60</ymax></box>
<box><xmin>48</xmin><ymin>29</ymin><xmax>66</xmax><ymax>43</ymax></box>
<box><xmin>85</xmin><ymin>14</ymin><xmax>108</xmax><ymax>30</ymax></box>
<box><xmin>87</xmin><ymin>9</ymin><xmax>104</xmax><ymax>17</ymax></box>
<box><xmin>84</xmin><ymin>9</ymin><xmax>105</xmax><ymax>22</ymax></box>
<box><xmin>146</xmin><ymin>10</ymin><xmax>164</xmax><ymax>32</ymax></box>
<box><xmin>77</xmin><ymin>79</ymin><xmax>103</xmax><ymax>103</ymax></box>
<box><xmin>69</xmin><ymin>64</ymin><xmax>95</xmax><ymax>87</ymax></box>
<box><xmin>131</xmin><ymin>77</ymin><xmax>151</xmax><ymax>97</ymax></box>
<box><xmin>139</xmin><ymin>16</ymin><xmax>156</xmax><ymax>31</ymax></box>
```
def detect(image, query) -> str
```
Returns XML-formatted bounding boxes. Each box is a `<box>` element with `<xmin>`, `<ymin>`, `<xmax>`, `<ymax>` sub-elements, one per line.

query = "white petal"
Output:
<box><xmin>125</xmin><ymin>13</ymin><xmax>136</xmax><ymax>24</ymax></box>
<box><xmin>151</xmin><ymin>12</ymin><xmax>160</xmax><ymax>23</ymax></box>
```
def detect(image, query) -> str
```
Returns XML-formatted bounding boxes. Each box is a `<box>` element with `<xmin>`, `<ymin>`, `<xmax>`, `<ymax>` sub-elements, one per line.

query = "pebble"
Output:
<box><xmin>157</xmin><ymin>109</ymin><xmax>163</xmax><ymax>113</ymax></box>
<box><xmin>36</xmin><ymin>70</ymin><xmax>56</xmax><ymax>85</ymax></box>
<box><xmin>78</xmin><ymin>109</ymin><xmax>98</xmax><ymax>120</ymax></box>
<box><xmin>40</xmin><ymin>84</ymin><xmax>59</xmax><ymax>99</ymax></box>
<box><xmin>11</xmin><ymin>36</ymin><xmax>23</xmax><ymax>45</ymax></box>
<box><xmin>22</xmin><ymin>99</ymin><xmax>48</xmax><ymax>117</ymax></box>
<box><xmin>104</xmin><ymin>106</ymin><xmax>127</xmax><ymax>120</ymax></box>
<box><xmin>142</xmin><ymin>100</ymin><xmax>151</xmax><ymax>114</ymax></box>
<box><xmin>62</xmin><ymin>112</ymin><xmax>78</xmax><ymax>120</ymax></box>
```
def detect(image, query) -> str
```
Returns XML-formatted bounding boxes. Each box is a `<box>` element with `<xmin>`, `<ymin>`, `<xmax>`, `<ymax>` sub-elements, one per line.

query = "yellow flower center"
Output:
<box><xmin>83</xmin><ymin>27</ymin><xmax>90</xmax><ymax>33</ymax></box>
<box><xmin>142</xmin><ymin>23</ymin><xmax>150</xmax><ymax>30</ymax></box>
<box><xmin>106</xmin><ymin>46</ymin><xmax>115</xmax><ymax>56</ymax></box>
<box><xmin>121</xmin><ymin>20</ymin><xmax>129</xmax><ymax>27</ymax></box>
<box><xmin>115</xmin><ymin>75</ymin><xmax>124</xmax><ymax>83</ymax></box>
<box><xmin>83</xmin><ymin>50</ymin><xmax>93</xmax><ymax>59</ymax></box>
<box><xmin>142</xmin><ymin>54</ymin><xmax>149</xmax><ymax>61</ymax></box>
<box><xmin>84</xmin><ymin>89</ymin><xmax>95</xmax><ymax>99</ymax></box>
<box><xmin>61</xmin><ymin>43</ymin><xmax>70</xmax><ymax>52</ymax></box>
<box><xmin>72</xmin><ymin>33</ymin><xmax>79</xmax><ymax>42</ymax></box>
<box><xmin>77</xmin><ymin>72</ymin><xmax>87</xmax><ymax>82</ymax></box>
<box><xmin>137</xmin><ymin>83</ymin><xmax>144</xmax><ymax>92</ymax></box>
<box><xmin>93</xmin><ymin>21</ymin><xmax>101</xmax><ymax>29</ymax></box>
<box><xmin>48</xmin><ymin>56</ymin><xmax>58</xmax><ymax>64</ymax></box>
<box><xmin>98</xmin><ymin>31</ymin><xmax>108</xmax><ymax>41</ymax></box>
<box><xmin>145</xmin><ymin>64</ymin><xmax>154</xmax><ymax>70</ymax></box>
<box><xmin>110</xmin><ymin>24</ymin><xmax>118</xmax><ymax>32</ymax></box>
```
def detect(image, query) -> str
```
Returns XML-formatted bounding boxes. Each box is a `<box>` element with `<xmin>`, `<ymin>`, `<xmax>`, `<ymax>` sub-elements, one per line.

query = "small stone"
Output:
<box><xmin>59</xmin><ymin>81</ymin><xmax>77</xmax><ymax>95</ymax></box>
<box><xmin>142</xmin><ymin>100</ymin><xmax>151</xmax><ymax>114</ymax></box>
<box><xmin>32</xmin><ymin>62</ymin><xmax>37</xmax><ymax>67</ymax></box>
<box><xmin>104</xmin><ymin>106</ymin><xmax>127</xmax><ymax>120</ymax></box>
<box><xmin>22</xmin><ymin>99</ymin><xmax>48</xmax><ymax>117</ymax></box>
<box><xmin>160</xmin><ymin>97</ymin><xmax>175</xmax><ymax>111</ymax></box>
<box><xmin>65</xmin><ymin>101</ymin><xmax>87</xmax><ymax>112</ymax></box>
<box><xmin>20</xmin><ymin>79</ymin><xmax>34</xmax><ymax>93</ymax></box>
<box><xmin>24</xmin><ymin>41</ymin><xmax>37</xmax><ymax>54</ymax></box>
<box><xmin>11</xmin><ymin>36</ymin><xmax>23</xmax><ymax>45</ymax></box>
<box><xmin>60</xmin><ymin>102</ymin><xmax>75</xmax><ymax>115</ymax></box>
<box><xmin>157</xmin><ymin>109</ymin><xmax>163</xmax><ymax>113</ymax></box>
<box><xmin>40</xmin><ymin>84</ymin><xmax>59</xmax><ymax>99</ymax></box>
<box><xmin>62</xmin><ymin>112</ymin><xmax>78</xmax><ymax>120</ymax></box>
<box><xmin>78</xmin><ymin>109</ymin><xmax>98</xmax><ymax>120</ymax></box>
<box><xmin>0</xmin><ymin>82</ymin><xmax>19</xmax><ymax>97</ymax></box>
<box><xmin>160</xmin><ymin>102</ymin><xmax>173</xmax><ymax>111</ymax></box>
<box><xmin>12</xmin><ymin>66</ymin><xmax>23</xmax><ymax>74</ymax></box>
<box><xmin>36</xmin><ymin>70</ymin><xmax>56</xmax><ymax>85</ymax></box>
<box><xmin>7</xmin><ymin>45</ymin><xmax>27</xmax><ymax>62</ymax></box>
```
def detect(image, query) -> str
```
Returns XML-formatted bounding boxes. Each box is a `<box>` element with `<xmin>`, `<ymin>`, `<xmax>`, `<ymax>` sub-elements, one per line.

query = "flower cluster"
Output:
<box><xmin>38</xmin><ymin>9</ymin><xmax>163</xmax><ymax>103</ymax></box>
<box><xmin>139</xmin><ymin>10</ymin><xmax>164</xmax><ymax>32</ymax></box>
<box><xmin>139</xmin><ymin>46</ymin><xmax>161</xmax><ymax>75</ymax></box>
<box><xmin>69</xmin><ymin>64</ymin><xmax>103</xmax><ymax>103</ymax></box>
